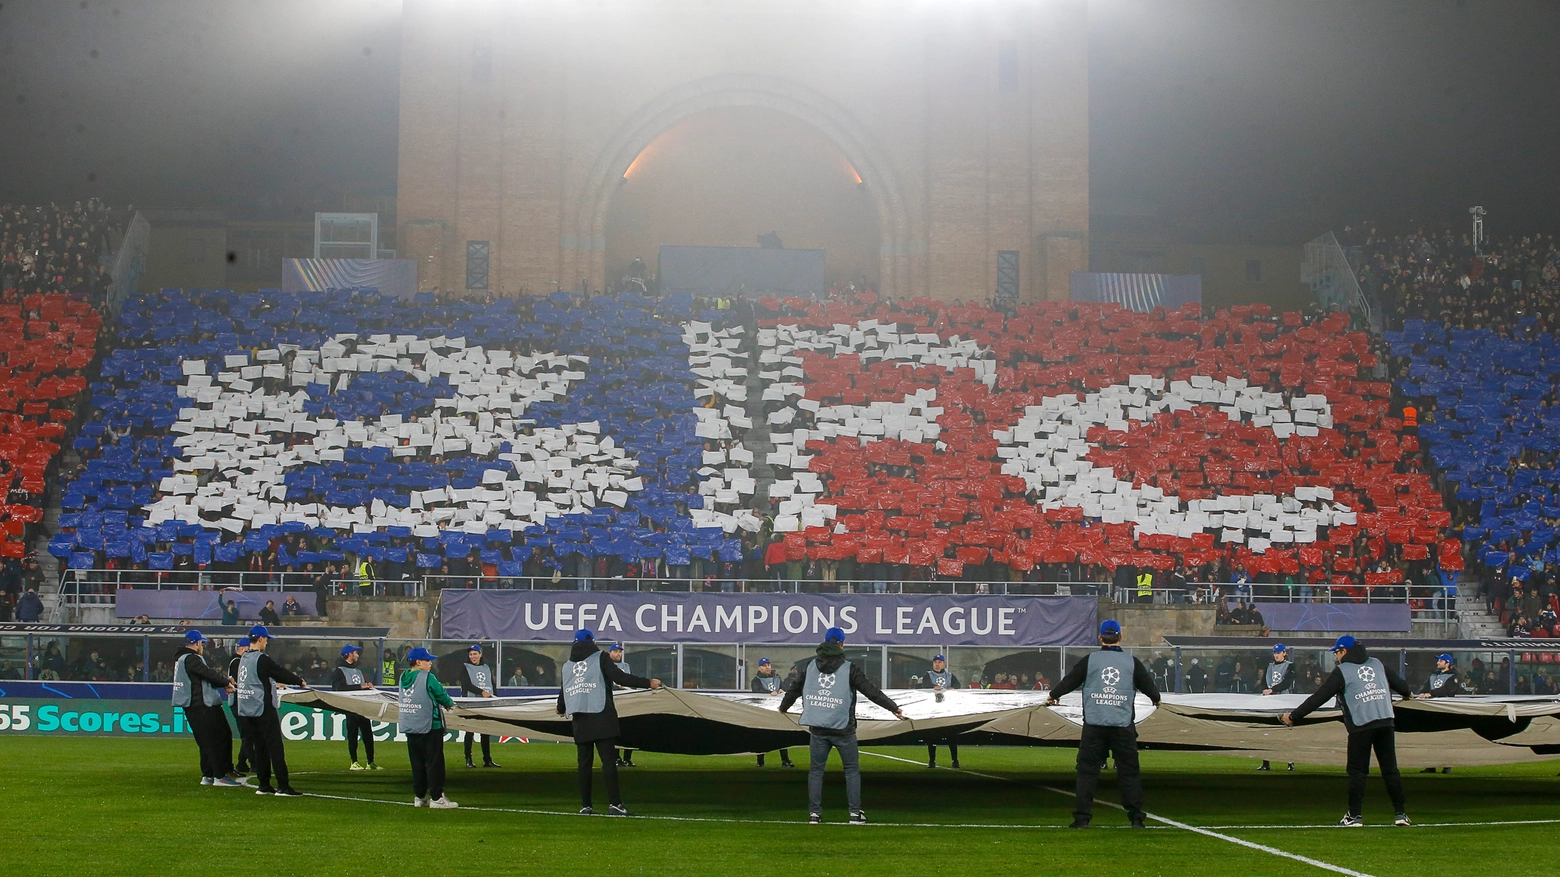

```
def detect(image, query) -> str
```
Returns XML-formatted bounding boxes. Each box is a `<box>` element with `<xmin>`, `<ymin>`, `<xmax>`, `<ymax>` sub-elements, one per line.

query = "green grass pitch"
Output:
<box><xmin>3</xmin><ymin>737</ymin><xmax>1555</xmax><ymax>876</ymax></box>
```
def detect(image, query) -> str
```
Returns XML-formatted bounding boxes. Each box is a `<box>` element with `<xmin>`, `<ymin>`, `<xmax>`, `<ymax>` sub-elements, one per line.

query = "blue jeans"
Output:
<box><xmin>807</xmin><ymin>730</ymin><xmax>861</xmax><ymax>815</ymax></box>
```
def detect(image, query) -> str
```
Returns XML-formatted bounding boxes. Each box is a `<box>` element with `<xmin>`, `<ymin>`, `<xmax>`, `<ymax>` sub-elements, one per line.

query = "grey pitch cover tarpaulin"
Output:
<box><xmin>439</xmin><ymin>591</ymin><xmax>1098</xmax><ymax>647</ymax></box>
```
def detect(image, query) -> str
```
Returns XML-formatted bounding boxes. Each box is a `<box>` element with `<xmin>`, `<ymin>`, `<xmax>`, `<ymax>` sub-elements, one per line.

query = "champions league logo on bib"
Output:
<box><xmin>1099</xmin><ymin>666</ymin><xmax>1122</xmax><ymax>687</ymax></box>
<box><xmin>816</xmin><ymin>672</ymin><xmax>837</xmax><ymax>693</ymax></box>
<box><xmin>1357</xmin><ymin>665</ymin><xmax>1377</xmax><ymax>683</ymax></box>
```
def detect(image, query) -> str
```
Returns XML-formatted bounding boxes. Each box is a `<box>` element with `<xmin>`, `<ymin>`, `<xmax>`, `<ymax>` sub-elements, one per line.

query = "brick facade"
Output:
<box><xmin>397</xmin><ymin>0</ymin><xmax>1089</xmax><ymax>302</ymax></box>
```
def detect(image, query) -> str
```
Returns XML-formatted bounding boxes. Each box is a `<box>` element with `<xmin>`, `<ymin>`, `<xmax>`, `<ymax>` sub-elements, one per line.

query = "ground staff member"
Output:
<box><xmin>332</xmin><ymin>644</ymin><xmax>379</xmax><ymax>771</ymax></box>
<box><xmin>234</xmin><ymin>624</ymin><xmax>307</xmax><ymax>797</ymax></box>
<box><xmin>400</xmin><ymin>647</ymin><xmax>457</xmax><ymax>809</ymax></box>
<box><xmin>460</xmin><ymin>644</ymin><xmax>501</xmax><ymax>769</ymax></box>
<box><xmin>1282</xmin><ymin>635</ymin><xmax>1413</xmax><ymax>827</ymax></box>
<box><xmin>228</xmin><ymin>637</ymin><xmax>254</xmax><ymax>775</ymax></box>
<box><xmin>1417</xmin><ymin>653</ymin><xmax>1460</xmax><ymax>774</ymax></box>
<box><xmin>918</xmin><ymin>654</ymin><xmax>961</xmax><ymax>769</ymax></box>
<box><xmin>173</xmin><ymin>630</ymin><xmax>241</xmax><ymax>787</ymax></box>
<box><xmin>1257</xmin><ymin>643</ymin><xmax>1296</xmax><ymax>772</ymax></box>
<box><xmin>1047</xmin><ymin>619</ymin><xmax>1161</xmax><ymax>829</ymax></box>
<box><xmin>751</xmin><ymin>657</ymin><xmax>794</xmax><ymax>768</ymax></box>
<box><xmin>607</xmin><ymin>643</ymin><xmax>636</xmax><ymax>767</ymax></box>
<box><xmin>779</xmin><ymin>626</ymin><xmax>904</xmax><ymax>825</ymax></box>
<box><xmin>555</xmin><ymin>629</ymin><xmax>661</xmax><ymax>816</ymax></box>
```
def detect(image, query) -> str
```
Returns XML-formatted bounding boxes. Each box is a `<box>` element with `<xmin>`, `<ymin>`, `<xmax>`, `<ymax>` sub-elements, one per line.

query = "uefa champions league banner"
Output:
<box><xmin>441</xmin><ymin>591</ymin><xmax>1097</xmax><ymax>647</ymax></box>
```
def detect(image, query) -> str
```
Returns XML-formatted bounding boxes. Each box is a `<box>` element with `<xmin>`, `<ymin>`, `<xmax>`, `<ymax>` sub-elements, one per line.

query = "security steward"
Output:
<box><xmin>228</xmin><ymin>637</ymin><xmax>254</xmax><ymax>775</ymax></box>
<box><xmin>174</xmin><ymin>629</ymin><xmax>240</xmax><ymax>787</ymax></box>
<box><xmin>460</xmin><ymin>644</ymin><xmax>501</xmax><ymax>769</ymax></box>
<box><xmin>918</xmin><ymin>654</ymin><xmax>961</xmax><ymax>769</ymax></box>
<box><xmin>607</xmin><ymin>643</ymin><xmax>636</xmax><ymax>767</ymax></box>
<box><xmin>750</xmin><ymin>657</ymin><xmax>794</xmax><ymax>768</ymax></box>
<box><xmin>779</xmin><ymin>626</ymin><xmax>905</xmax><ymax>825</ymax></box>
<box><xmin>1257</xmin><ymin>643</ymin><xmax>1296</xmax><ymax>772</ymax></box>
<box><xmin>400</xmin><ymin>646</ymin><xmax>458</xmax><ymax>808</ymax></box>
<box><xmin>332</xmin><ymin>644</ymin><xmax>379</xmax><ymax>771</ymax></box>
<box><xmin>1416</xmin><ymin>653</ymin><xmax>1461</xmax><ymax>774</ymax></box>
<box><xmin>1047</xmin><ymin>619</ymin><xmax>1161</xmax><ymax>829</ymax></box>
<box><xmin>233</xmin><ymin>624</ymin><xmax>307</xmax><ymax>797</ymax></box>
<box><xmin>555</xmin><ymin>629</ymin><xmax>661</xmax><ymax>816</ymax></box>
<box><xmin>1282</xmin><ymin>635</ymin><xmax>1414</xmax><ymax>827</ymax></box>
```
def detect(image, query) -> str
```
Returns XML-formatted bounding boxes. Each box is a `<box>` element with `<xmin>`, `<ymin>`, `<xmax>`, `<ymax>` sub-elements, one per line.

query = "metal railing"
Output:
<box><xmin>1303</xmin><ymin>231</ymin><xmax>1374</xmax><ymax>330</ymax></box>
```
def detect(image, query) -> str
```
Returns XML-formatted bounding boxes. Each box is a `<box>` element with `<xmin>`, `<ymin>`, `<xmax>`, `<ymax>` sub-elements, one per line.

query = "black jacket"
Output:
<box><xmin>459</xmin><ymin>660</ymin><xmax>494</xmax><ymax>696</ymax></box>
<box><xmin>915</xmin><ymin>670</ymin><xmax>961</xmax><ymax>690</ymax></box>
<box><xmin>1290</xmin><ymin>644</ymin><xmax>1413</xmax><ymax>731</ymax></box>
<box><xmin>176</xmin><ymin>647</ymin><xmax>230</xmax><ymax>709</ymax></box>
<box><xmin>331</xmin><ymin>658</ymin><xmax>370</xmax><ymax>691</ymax></box>
<box><xmin>244</xmin><ymin>649</ymin><xmax>306</xmax><ymax>717</ymax></box>
<box><xmin>750</xmin><ymin>671</ymin><xmax>784</xmax><ymax>693</ymax></box>
<box><xmin>1264</xmin><ymin>660</ymin><xmax>1296</xmax><ymax>694</ymax></box>
<box><xmin>1049</xmin><ymin>646</ymin><xmax>1162</xmax><ymax>710</ymax></box>
<box><xmin>778</xmin><ymin>645</ymin><xmax>901</xmax><ymax>734</ymax></box>
<box><xmin>1421</xmin><ymin>671</ymin><xmax>1461</xmax><ymax>698</ymax></box>
<box><xmin>554</xmin><ymin>643</ymin><xmax>653</xmax><ymax>743</ymax></box>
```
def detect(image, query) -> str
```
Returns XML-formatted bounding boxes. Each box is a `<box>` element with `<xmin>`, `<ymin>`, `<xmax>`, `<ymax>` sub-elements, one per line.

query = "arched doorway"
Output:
<box><xmin>604</xmin><ymin>106</ymin><xmax>881</xmax><ymax>291</ymax></box>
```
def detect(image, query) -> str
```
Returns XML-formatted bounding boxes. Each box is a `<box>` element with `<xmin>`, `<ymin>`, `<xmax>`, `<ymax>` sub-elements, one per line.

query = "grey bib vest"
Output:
<box><xmin>172</xmin><ymin>653</ymin><xmax>224</xmax><ymax>708</ymax></box>
<box><xmin>926</xmin><ymin>669</ymin><xmax>953</xmax><ymax>689</ymax></box>
<box><xmin>561</xmin><ymin>654</ymin><xmax>608</xmax><ymax>716</ymax></box>
<box><xmin>1428</xmin><ymin>672</ymin><xmax>1456</xmax><ymax>693</ymax></box>
<box><xmin>1339</xmin><ymin>658</ymin><xmax>1396</xmax><ymax>726</ymax></box>
<box><xmin>235</xmin><ymin>649</ymin><xmax>266</xmax><ymax>717</ymax></box>
<box><xmin>755</xmin><ymin>674</ymin><xmax>782</xmax><ymax>693</ymax></box>
<box><xmin>399</xmin><ymin>669</ymin><xmax>437</xmax><ymax>734</ymax></box>
<box><xmin>339</xmin><ymin>667</ymin><xmax>365</xmax><ymax>687</ymax></box>
<box><xmin>1081</xmin><ymin>650</ymin><xmax>1137</xmax><ymax>727</ymax></box>
<box><xmin>464</xmin><ymin>662</ymin><xmax>494</xmax><ymax>695</ymax></box>
<box><xmin>1265</xmin><ymin>662</ymin><xmax>1291</xmax><ymax>689</ymax></box>
<box><xmin>799</xmin><ymin>659</ymin><xmax>853</xmax><ymax>730</ymax></box>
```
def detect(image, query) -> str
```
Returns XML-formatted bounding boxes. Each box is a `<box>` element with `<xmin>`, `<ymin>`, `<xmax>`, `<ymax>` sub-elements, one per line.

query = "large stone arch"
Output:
<box><xmin>570</xmin><ymin>75</ymin><xmax>919</xmax><ymax>297</ymax></box>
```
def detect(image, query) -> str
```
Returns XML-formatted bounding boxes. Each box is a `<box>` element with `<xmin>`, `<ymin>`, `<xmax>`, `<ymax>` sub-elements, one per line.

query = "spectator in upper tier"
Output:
<box><xmin>280</xmin><ymin>595</ymin><xmax>305</xmax><ymax>618</ymax></box>
<box><xmin>15</xmin><ymin>587</ymin><xmax>43</xmax><ymax>622</ymax></box>
<box><xmin>258</xmin><ymin>600</ymin><xmax>281</xmax><ymax>626</ymax></box>
<box><xmin>221</xmin><ymin>600</ymin><xmax>239</xmax><ymax>625</ymax></box>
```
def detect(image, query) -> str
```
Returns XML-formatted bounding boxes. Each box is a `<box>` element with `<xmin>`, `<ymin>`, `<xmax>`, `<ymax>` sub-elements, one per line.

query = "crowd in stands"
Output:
<box><xmin>1360</xmin><ymin>225</ymin><xmax>1560</xmax><ymax>636</ymax></box>
<box><xmin>0</xmin><ymin>202</ymin><xmax>111</xmax><ymax>621</ymax></box>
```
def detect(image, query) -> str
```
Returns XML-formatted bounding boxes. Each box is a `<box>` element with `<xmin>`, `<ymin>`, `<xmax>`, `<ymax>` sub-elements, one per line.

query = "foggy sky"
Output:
<box><xmin>0</xmin><ymin>0</ymin><xmax>1555</xmax><ymax>240</ymax></box>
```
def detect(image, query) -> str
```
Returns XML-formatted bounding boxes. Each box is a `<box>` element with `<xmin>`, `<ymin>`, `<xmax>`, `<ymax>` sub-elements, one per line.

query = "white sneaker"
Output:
<box><xmin>350</xmin><ymin>762</ymin><xmax>365</xmax><ymax>772</ymax></box>
<box><xmin>200</xmin><ymin>777</ymin><xmax>213</xmax><ymax>786</ymax></box>
<box><xmin>429</xmin><ymin>796</ymin><xmax>459</xmax><ymax>809</ymax></box>
<box><xmin>414</xmin><ymin>797</ymin><xmax>429</xmax><ymax>808</ymax></box>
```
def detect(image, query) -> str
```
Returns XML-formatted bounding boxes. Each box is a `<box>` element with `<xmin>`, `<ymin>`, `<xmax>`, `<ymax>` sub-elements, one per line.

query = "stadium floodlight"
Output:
<box><xmin>1469</xmin><ymin>205</ymin><xmax>1486</xmax><ymax>255</ymax></box>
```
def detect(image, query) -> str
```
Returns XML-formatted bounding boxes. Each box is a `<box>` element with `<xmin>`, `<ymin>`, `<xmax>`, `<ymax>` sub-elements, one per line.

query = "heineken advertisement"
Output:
<box><xmin>0</xmin><ymin>698</ymin><xmax>453</xmax><ymax>741</ymax></box>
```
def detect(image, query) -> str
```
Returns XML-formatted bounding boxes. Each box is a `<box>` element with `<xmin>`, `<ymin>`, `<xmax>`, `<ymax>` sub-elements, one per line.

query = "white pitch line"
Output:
<box><xmin>861</xmin><ymin>751</ymin><xmax>1378</xmax><ymax>877</ymax></box>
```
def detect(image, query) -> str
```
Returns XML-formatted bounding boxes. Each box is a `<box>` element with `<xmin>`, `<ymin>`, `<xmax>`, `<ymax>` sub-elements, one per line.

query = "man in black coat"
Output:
<box><xmin>173</xmin><ymin>630</ymin><xmax>240</xmax><ymax>786</ymax></box>
<box><xmin>227</xmin><ymin>636</ymin><xmax>255</xmax><ymax>775</ymax></box>
<box><xmin>233</xmin><ymin>625</ymin><xmax>308</xmax><ymax>796</ymax></box>
<box><xmin>331</xmin><ymin>644</ymin><xmax>379</xmax><ymax>771</ymax></box>
<box><xmin>554</xmin><ymin>629</ymin><xmax>661</xmax><ymax>815</ymax></box>
<box><xmin>749</xmin><ymin>657</ymin><xmax>794</xmax><ymax>768</ymax></box>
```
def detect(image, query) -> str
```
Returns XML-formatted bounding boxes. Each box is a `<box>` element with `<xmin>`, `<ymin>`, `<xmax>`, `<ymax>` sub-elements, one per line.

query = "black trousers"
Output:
<box><xmin>346</xmin><ymin>715</ymin><xmax>375</xmax><ymax>764</ymax></box>
<box><xmin>185</xmin><ymin>703</ymin><xmax>233</xmax><ymax>778</ymax></box>
<box><xmin>236</xmin><ymin>711</ymin><xmax>289</xmax><ymax>790</ymax></box>
<box><xmin>231</xmin><ymin>706</ymin><xmax>254</xmax><ymax>771</ymax></box>
<box><xmin>927</xmin><ymin>741</ymin><xmax>959</xmax><ymax>763</ymax></box>
<box><xmin>755</xmin><ymin>749</ymin><xmax>791</xmax><ymax>766</ymax></box>
<box><xmin>1346</xmin><ymin>725</ymin><xmax>1406</xmax><ymax>817</ymax></box>
<box><xmin>576</xmin><ymin>738</ymin><xmax>622</xmax><ymax>808</ymax></box>
<box><xmin>406</xmin><ymin>730</ymin><xmax>446</xmax><ymax>799</ymax></box>
<box><xmin>1074</xmin><ymin>724</ymin><xmax>1143</xmax><ymax>821</ymax></box>
<box><xmin>463</xmin><ymin>730</ymin><xmax>492</xmax><ymax>762</ymax></box>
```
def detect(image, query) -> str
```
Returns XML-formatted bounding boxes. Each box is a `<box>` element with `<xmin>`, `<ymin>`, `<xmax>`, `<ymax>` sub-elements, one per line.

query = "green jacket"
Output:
<box><xmin>399</xmin><ymin>669</ymin><xmax>455</xmax><ymax>729</ymax></box>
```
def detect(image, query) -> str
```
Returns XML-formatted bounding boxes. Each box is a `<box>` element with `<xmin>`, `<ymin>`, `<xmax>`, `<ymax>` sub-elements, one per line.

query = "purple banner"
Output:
<box><xmin>115</xmin><ymin>589</ymin><xmax>317</xmax><ymax>621</ymax></box>
<box><xmin>1257</xmin><ymin>602</ymin><xmax>1411</xmax><ymax>633</ymax></box>
<box><xmin>440</xmin><ymin>591</ymin><xmax>1096</xmax><ymax>647</ymax></box>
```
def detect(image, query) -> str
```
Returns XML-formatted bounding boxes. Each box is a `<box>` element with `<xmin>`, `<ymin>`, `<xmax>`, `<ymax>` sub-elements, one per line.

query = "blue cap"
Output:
<box><xmin>757</xmin><ymin>657</ymin><xmax>771</xmax><ymax>665</ymax></box>
<box><xmin>1436</xmin><ymin>653</ymin><xmax>1454</xmax><ymax>663</ymax></box>
<box><xmin>340</xmin><ymin>644</ymin><xmax>361</xmax><ymax>656</ymax></box>
<box><xmin>1273</xmin><ymin>643</ymin><xmax>1288</xmax><ymax>653</ymax></box>
<box><xmin>574</xmin><ymin>628</ymin><xmax>594</xmax><ymax>642</ymax></box>
<box><xmin>1099</xmin><ymin>619</ymin><xmax>1121</xmax><ymax>636</ymax></box>
<box><xmin>607</xmin><ymin>643</ymin><xmax>623</xmax><ymax>652</ymax></box>
<box><xmin>467</xmin><ymin>644</ymin><xmax>483</xmax><ymax>653</ymax></box>
<box><xmin>1331</xmin><ymin>635</ymin><xmax>1357</xmax><ymax>651</ymax></box>
<box><xmin>248</xmin><ymin>624</ymin><xmax>271</xmax><ymax>639</ymax></box>
<box><xmin>185</xmin><ymin>630</ymin><xmax>207</xmax><ymax>644</ymax></box>
<box><xmin>825</xmin><ymin>626</ymin><xmax>846</xmax><ymax>644</ymax></box>
<box><xmin>407</xmin><ymin>647</ymin><xmax>435</xmax><ymax>663</ymax></box>
<box><xmin>933</xmin><ymin>654</ymin><xmax>946</xmax><ymax>662</ymax></box>
<box><xmin>236</xmin><ymin>637</ymin><xmax>251</xmax><ymax>648</ymax></box>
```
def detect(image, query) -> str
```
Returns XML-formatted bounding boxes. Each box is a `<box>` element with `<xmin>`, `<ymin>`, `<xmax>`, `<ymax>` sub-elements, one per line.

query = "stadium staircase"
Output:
<box><xmin>1455</xmin><ymin>582</ymin><xmax>1505</xmax><ymax>640</ymax></box>
<box><xmin>743</xmin><ymin>337</ymin><xmax>778</xmax><ymax>513</ymax></box>
<box><xmin>33</xmin><ymin>449</ymin><xmax>77</xmax><ymax>621</ymax></box>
